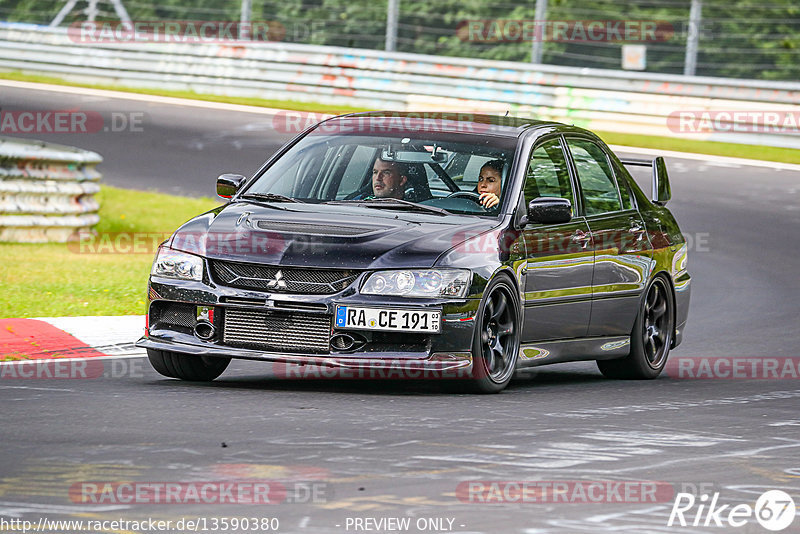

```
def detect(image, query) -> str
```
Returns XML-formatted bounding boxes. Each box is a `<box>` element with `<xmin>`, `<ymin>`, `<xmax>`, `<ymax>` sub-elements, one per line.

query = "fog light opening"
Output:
<box><xmin>331</xmin><ymin>334</ymin><xmax>355</xmax><ymax>351</ymax></box>
<box><xmin>330</xmin><ymin>333</ymin><xmax>366</xmax><ymax>352</ymax></box>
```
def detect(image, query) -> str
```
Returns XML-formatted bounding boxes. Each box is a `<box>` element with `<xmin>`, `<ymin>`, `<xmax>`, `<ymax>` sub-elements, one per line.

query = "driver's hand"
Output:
<box><xmin>479</xmin><ymin>192</ymin><xmax>499</xmax><ymax>208</ymax></box>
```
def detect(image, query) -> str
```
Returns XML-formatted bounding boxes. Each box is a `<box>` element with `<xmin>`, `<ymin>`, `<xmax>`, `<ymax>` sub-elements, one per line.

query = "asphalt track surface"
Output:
<box><xmin>2</xmin><ymin>84</ymin><xmax>800</xmax><ymax>533</ymax></box>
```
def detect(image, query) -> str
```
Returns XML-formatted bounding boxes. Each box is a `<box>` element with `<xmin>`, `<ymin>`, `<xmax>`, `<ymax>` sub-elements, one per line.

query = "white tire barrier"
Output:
<box><xmin>0</xmin><ymin>136</ymin><xmax>102</xmax><ymax>242</ymax></box>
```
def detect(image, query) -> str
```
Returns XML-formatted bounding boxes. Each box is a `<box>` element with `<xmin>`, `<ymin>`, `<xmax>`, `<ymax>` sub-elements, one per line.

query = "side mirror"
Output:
<box><xmin>216</xmin><ymin>173</ymin><xmax>247</xmax><ymax>199</ymax></box>
<box><xmin>652</xmin><ymin>156</ymin><xmax>671</xmax><ymax>205</ymax></box>
<box><xmin>527</xmin><ymin>197</ymin><xmax>572</xmax><ymax>225</ymax></box>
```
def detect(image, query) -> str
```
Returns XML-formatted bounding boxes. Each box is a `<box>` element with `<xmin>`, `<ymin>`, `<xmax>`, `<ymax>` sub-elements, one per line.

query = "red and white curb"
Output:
<box><xmin>0</xmin><ymin>315</ymin><xmax>145</xmax><ymax>362</ymax></box>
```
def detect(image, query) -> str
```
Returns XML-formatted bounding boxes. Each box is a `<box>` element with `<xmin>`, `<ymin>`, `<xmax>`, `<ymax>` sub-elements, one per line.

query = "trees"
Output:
<box><xmin>1</xmin><ymin>0</ymin><xmax>797</xmax><ymax>81</ymax></box>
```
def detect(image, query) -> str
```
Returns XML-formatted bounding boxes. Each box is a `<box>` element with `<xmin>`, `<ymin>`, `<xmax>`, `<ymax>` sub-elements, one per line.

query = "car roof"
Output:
<box><xmin>323</xmin><ymin>111</ymin><xmax>564</xmax><ymax>138</ymax></box>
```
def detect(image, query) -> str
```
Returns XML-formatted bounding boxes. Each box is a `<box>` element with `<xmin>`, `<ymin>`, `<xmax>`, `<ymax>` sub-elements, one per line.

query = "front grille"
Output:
<box><xmin>211</xmin><ymin>261</ymin><xmax>358</xmax><ymax>294</ymax></box>
<box><xmin>223</xmin><ymin>308</ymin><xmax>332</xmax><ymax>353</ymax></box>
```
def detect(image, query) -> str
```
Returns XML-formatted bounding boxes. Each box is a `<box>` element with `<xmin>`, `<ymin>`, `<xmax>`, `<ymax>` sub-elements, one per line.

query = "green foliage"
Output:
<box><xmin>0</xmin><ymin>0</ymin><xmax>797</xmax><ymax>80</ymax></box>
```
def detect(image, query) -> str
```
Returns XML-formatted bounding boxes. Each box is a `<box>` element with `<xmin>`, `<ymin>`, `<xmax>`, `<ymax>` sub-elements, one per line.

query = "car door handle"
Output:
<box><xmin>571</xmin><ymin>230</ymin><xmax>591</xmax><ymax>248</ymax></box>
<box><xmin>629</xmin><ymin>225</ymin><xmax>646</xmax><ymax>241</ymax></box>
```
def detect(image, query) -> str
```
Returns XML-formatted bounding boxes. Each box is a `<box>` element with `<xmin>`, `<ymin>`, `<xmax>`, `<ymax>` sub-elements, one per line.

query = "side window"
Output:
<box><xmin>611</xmin><ymin>160</ymin><xmax>637</xmax><ymax>211</ymax></box>
<box><xmin>566</xmin><ymin>138</ymin><xmax>622</xmax><ymax>216</ymax></box>
<box><xmin>618</xmin><ymin>174</ymin><xmax>634</xmax><ymax>210</ymax></box>
<box><xmin>525</xmin><ymin>138</ymin><xmax>573</xmax><ymax>206</ymax></box>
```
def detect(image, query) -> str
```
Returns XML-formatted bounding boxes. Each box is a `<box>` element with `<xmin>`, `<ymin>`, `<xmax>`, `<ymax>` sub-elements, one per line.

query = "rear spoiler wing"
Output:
<box><xmin>620</xmin><ymin>156</ymin><xmax>671</xmax><ymax>206</ymax></box>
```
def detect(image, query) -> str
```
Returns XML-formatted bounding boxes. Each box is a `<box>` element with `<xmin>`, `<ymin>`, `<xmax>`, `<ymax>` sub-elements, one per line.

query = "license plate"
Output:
<box><xmin>335</xmin><ymin>306</ymin><xmax>440</xmax><ymax>333</ymax></box>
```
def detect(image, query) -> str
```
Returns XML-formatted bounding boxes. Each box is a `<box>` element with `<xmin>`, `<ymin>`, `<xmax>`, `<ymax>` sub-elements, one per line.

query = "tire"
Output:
<box><xmin>597</xmin><ymin>275</ymin><xmax>675</xmax><ymax>380</ymax></box>
<box><xmin>147</xmin><ymin>349</ymin><xmax>230</xmax><ymax>381</ymax></box>
<box><xmin>463</xmin><ymin>275</ymin><xmax>521</xmax><ymax>393</ymax></box>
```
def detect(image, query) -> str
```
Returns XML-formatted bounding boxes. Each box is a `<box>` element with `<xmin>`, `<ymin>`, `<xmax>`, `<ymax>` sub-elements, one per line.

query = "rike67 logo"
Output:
<box><xmin>668</xmin><ymin>490</ymin><xmax>796</xmax><ymax>531</ymax></box>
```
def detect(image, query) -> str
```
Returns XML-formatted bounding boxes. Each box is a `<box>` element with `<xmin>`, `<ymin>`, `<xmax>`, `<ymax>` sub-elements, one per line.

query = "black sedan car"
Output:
<box><xmin>136</xmin><ymin>112</ymin><xmax>690</xmax><ymax>393</ymax></box>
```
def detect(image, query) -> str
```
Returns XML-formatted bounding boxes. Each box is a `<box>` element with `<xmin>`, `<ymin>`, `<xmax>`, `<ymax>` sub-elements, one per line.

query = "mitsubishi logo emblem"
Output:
<box><xmin>267</xmin><ymin>270</ymin><xmax>287</xmax><ymax>290</ymax></box>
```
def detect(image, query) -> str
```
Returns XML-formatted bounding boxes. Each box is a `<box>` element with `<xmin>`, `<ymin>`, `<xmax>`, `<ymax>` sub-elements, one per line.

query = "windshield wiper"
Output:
<box><xmin>239</xmin><ymin>192</ymin><xmax>302</xmax><ymax>203</ymax></box>
<box><xmin>328</xmin><ymin>198</ymin><xmax>449</xmax><ymax>216</ymax></box>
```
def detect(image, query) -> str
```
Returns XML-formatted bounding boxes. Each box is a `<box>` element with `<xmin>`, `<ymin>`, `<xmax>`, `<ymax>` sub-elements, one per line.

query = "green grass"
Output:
<box><xmin>594</xmin><ymin>130</ymin><xmax>800</xmax><ymax>165</ymax></box>
<box><xmin>0</xmin><ymin>186</ymin><xmax>219</xmax><ymax>318</ymax></box>
<box><xmin>3</xmin><ymin>70</ymin><xmax>799</xmax><ymax>165</ymax></box>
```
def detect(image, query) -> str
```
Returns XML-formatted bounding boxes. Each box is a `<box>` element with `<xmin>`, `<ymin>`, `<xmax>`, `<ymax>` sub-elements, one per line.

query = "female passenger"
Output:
<box><xmin>477</xmin><ymin>159</ymin><xmax>504</xmax><ymax>209</ymax></box>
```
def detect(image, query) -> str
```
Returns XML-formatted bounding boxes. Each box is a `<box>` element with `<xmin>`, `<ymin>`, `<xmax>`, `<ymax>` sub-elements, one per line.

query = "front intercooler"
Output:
<box><xmin>223</xmin><ymin>308</ymin><xmax>332</xmax><ymax>354</ymax></box>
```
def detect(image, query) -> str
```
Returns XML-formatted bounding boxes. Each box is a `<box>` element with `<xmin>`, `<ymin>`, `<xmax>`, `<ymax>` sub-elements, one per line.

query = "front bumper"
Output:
<box><xmin>135</xmin><ymin>275</ymin><xmax>479</xmax><ymax>372</ymax></box>
<box><xmin>137</xmin><ymin>335</ymin><xmax>473</xmax><ymax>372</ymax></box>
<box><xmin>672</xmin><ymin>269</ymin><xmax>691</xmax><ymax>349</ymax></box>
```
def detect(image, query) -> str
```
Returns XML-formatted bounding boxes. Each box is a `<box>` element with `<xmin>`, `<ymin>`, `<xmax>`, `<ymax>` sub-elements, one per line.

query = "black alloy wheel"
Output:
<box><xmin>467</xmin><ymin>275</ymin><xmax>520</xmax><ymax>393</ymax></box>
<box><xmin>597</xmin><ymin>275</ymin><xmax>674</xmax><ymax>380</ymax></box>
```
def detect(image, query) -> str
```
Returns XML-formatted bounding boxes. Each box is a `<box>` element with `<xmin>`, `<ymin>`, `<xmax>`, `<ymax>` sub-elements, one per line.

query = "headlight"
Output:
<box><xmin>361</xmin><ymin>269</ymin><xmax>470</xmax><ymax>298</ymax></box>
<box><xmin>151</xmin><ymin>247</ymin><xmax>203</xmax><ymax>281</ymax></box>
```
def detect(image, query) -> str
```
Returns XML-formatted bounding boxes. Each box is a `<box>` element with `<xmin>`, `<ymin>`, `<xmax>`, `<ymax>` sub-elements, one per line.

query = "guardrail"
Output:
<box><xmin>0</xmin><ymin>136</ymin><xmax>101</xmax><ymax>242</ymax></box>
<box><xmin>1</xmin><ymin>22</ymin><xmax>799</xmax><ymax>149</ymax></box>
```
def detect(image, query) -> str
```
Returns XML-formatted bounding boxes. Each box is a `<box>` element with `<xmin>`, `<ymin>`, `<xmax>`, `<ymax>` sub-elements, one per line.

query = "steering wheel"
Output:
<box><xmin>447</xmin><ymin>191</ymin><xmax>483</xmax><ymax>203</ymax></box>
<box><xmin>446</xmin><ymin>191</ymin><xmax>489</xmax><ymax>210</ymax></box>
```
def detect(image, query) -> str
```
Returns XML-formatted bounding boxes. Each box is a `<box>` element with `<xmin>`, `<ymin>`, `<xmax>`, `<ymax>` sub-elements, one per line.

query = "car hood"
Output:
<box><xmin>167</xmin><ymin>201</ymin><xmax>499</xmax><ymax>269</ymax></box>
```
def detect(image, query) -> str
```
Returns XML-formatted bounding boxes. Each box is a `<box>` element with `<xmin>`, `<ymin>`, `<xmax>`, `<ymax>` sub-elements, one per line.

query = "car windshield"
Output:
<box><xmin>242</xmin><ymin>124</ymin><xmax>518</xmax><ymax>216</ymax></box>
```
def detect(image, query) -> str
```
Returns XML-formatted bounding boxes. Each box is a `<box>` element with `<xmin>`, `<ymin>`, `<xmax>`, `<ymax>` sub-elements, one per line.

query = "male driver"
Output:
<box><xmin>371</xmin><ymin>158</ymin><xmax>408</xmax><ymax>199</ymax></box>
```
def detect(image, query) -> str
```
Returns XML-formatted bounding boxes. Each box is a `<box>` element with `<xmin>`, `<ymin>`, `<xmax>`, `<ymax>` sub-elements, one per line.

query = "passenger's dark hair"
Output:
<box><xmin>481</xmin><ymin>159</ymin><xmax>505</xmax><ymax>176</ymax></box>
